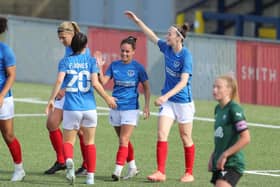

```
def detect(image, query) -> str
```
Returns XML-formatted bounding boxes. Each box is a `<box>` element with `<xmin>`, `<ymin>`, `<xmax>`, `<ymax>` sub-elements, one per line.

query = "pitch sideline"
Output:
<box><xmin>14</xmin><ymin>98</ymin><xmax>280</xmax><ymax>129</ymax></box>
<box><xmin>14</xmin><ymin>98</ymin><xmax>280</xmax><ymax>177</ymax></box>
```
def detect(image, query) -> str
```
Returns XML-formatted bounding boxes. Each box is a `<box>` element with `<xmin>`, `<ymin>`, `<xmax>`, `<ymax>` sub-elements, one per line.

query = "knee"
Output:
<box><xmin>119</xmin><ymin>136</ymin><xmax>129</xmax><ymax>146</ymax></box>
<box><xmin>46</xmin><ymin>118</ymin><xmax>60</xmax><ymax>131</ymax></box>
<box><xmin>3</xmin><ymin>132</ymin><xmax>15</xmax><ymax>144</ymax></box>
<box><xmin>180</xmin><ymin>134</ymin><xmax>193</xmax><ymax>146</ymax></box>
<box><xmin>78</xmin><ymin>130</ymin><xmax>83</xmax><ymax>137</ymax></box>
<box><xmin>157</xmin><ymin>131</ymin><xmax>168</xmax><ymax>141</ymax></box>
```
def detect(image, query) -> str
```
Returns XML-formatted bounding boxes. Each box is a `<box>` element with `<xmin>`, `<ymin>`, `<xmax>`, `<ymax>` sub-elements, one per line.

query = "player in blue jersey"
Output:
<box><xmin>46</xmin><ymin>32</ymin><xmax>117</xmax><ymax>185</ymax></box>
<box><xmin>209</xmin><ymin>74</ymin><xmax>250</xmax><ymax>187</ymax></box>
<box><xmin>125</xmin><ymin>11</ymin><xmax>195</xmax><ymax>183</ymax></box>
<box><xmin>44</xmin><ymin>21</ymin><xmax>89</xmax><ymax>175</ymax></box>
<box><xmin>0</xmin><ymin>17</ymin><xmax>25</xmax><ymax>181</ymax></box>
<box><xmin>97</xmin><ymin>36</ymin><xmax>150</xmax><ymax>181</ymax></box>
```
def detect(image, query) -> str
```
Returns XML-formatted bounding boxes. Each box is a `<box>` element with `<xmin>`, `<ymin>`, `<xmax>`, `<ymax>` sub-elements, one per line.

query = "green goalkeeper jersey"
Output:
<box><xmin>212</xmin><ymin>100</ymin><xmax>248</xmax><ymax>174</ymax></box>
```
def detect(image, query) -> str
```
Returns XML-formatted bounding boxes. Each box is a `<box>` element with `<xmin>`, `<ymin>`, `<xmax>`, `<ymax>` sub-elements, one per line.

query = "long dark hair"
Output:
<box><xmin>0</xmin><ymin>17</ymin><xmax>8</xmax><ymax>34</ymax></box>
<box><xmin>71</xmin><ymin>32</ymin><xmax>87</xmax><ymax>54</ymax></box>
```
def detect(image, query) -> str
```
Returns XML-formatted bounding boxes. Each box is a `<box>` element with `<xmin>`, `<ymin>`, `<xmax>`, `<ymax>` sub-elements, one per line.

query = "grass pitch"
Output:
<box><xmin>0</xmin><ymin>82</ymin><xmax>278</xmax><ymax>186</ymax></box>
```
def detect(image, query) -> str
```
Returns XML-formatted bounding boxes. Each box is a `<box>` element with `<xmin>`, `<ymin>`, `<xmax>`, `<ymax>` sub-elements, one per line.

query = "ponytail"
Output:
<box><xmin>219</xmin><ymin>74</ymin><xmax>240</xmax><ymax>103</ymax></box>
<box><xmin>173</xmin><ymin>22</ymin><xmax>190</xmax><ymax>42</ymax></box>
<box><xmin>71</xmin><ymin>21</ymin><xmax>80</xmax><ymax>34</ymax></box>
<box><xmin>0</xmin><ymin>17</ymin><xmax>8</xmax><ymax>34</ymax></box>
<box><xmin>57</xmin><ymin>21</ymin><xmax>80</xmax><ymax>35</ymax></box>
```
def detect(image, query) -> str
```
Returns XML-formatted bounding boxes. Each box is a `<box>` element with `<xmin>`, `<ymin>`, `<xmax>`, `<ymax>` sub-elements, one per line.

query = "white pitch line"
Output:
<box><xmin>246</xmin><ymin>170</ymin><xmax>280</xmax><ymax>172</ymax></box>
<box><xmin>14</xmin><ymin>98</ymin><xmax>280</xmax><ymax>129</ymax></box>
<box><xmin>15</xmin><ymin>98</ymin><xmax>47</xmax><ymax>104</ymax></box>
<box><xmin>244</xmin><ymin>170</ymin><xmax>280</xmax><ymax>177</ymax></box>
<box><xmin>15</xmin><ymin>114</ymin><xmax>45</xmax><ymax>117</ymax></box>
<box><xmin>14</xmin><ymin>98</ymin><xmax>280</xmax><ymax>178</ymax></box>
<box><xmin>15</xmin><ymin>113</ymin><xmax>109</xmax><ymax>117</ymax></box>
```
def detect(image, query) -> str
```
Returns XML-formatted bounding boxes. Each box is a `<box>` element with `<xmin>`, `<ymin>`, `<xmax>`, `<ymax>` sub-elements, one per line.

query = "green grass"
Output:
<box><xmin>0</xmin><ymin>81</ymin><xmax>278</xmax><ymax>186</ymax></box>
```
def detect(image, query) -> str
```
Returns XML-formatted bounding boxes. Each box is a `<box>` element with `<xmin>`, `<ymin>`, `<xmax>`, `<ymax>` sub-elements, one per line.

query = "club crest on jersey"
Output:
<box><xmin>214</xmin><ymin>126</ymin><xmax>224</xmax><ymax>138</ymax></box>
<box><xmin>173</xmin><ymin>61</ymin><xmax>180</xmax><ymax>68</ymax></box>
<box><xmin>127</xmin><ymin>70</ymin><xmax>135</xmax><ymax>77</ymax></box>
<box><xmin>222</xmin><ymin>114</ymin><xmax>227</xmax><ymax>120</ymax></box>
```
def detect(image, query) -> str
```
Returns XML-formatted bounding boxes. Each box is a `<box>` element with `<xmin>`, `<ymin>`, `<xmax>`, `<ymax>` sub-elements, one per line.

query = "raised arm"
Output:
<box><xmin>124</xmin><ymin>10</ymin><xmax>159</xmax><ymax>44</ymax></box>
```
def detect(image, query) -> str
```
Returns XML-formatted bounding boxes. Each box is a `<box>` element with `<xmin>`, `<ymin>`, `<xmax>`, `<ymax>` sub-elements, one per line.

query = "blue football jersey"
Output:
<box><xmin>0</xmin><ymin>42</ymin><xmax>16</xmax><ymax>97</ymax></box>
<box><xmin>105</xmin><ymin>60</ymin><xmax>148</xmax><ymax>110</ymax></box>
<box><xmin>58</xmin><ymin>53</ymin><xmax>98</xmax><ymax>111</ymax></box>
<box><xmin>62</xmin><ymin>47</ymin><xmax>91</xmax><ymax>89</ymax></box>
<box><xmin>158</xmin><ymin>39</ymin><xmax>193</xmax><ymax>103</ymax></box>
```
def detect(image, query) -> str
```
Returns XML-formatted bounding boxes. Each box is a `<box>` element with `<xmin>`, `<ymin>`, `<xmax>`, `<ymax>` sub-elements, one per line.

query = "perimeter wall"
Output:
<box><xmin>3</xmin><ymin>16</ymin><xmax>279</xmax><ymax>106</ymax></box>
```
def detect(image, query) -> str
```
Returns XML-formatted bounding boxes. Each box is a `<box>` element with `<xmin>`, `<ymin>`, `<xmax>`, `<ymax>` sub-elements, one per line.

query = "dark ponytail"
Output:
<box><xmin>71</xmin><ymin>32</ymin><xmax>87</xmax><ymax>54</ymax></box>
<box><xmin>181</xmin><ymin>22</ymin><xmax>190</xmax><ymax>37</ymax></box>
<box><xmin>120</xmin><ymin>36</ymin><xmax>137</xmax><ymax>50</ymax></box>
<box><xmin>0</xmin><ymin>17</ymin><xmax>8</xmax><ymax>34</ymax></box>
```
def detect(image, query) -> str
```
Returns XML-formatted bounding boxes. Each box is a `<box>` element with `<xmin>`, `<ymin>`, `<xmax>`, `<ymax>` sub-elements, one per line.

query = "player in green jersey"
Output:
<box><xmin>208</xmin><ymin>74</ymin><xmax>250</xmax><ymax>187</ymax></box>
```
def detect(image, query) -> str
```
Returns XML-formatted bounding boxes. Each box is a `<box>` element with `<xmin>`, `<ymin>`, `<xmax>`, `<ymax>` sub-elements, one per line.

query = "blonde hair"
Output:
<box><xmin>218</xmin><ymin>74</ymin><xmax>240</xmax><ymax>103</ymax></box>
<box><xmin>57</xmin><ymin>21</ymin><xmax>80</xmax><ymax>35</ymax></box>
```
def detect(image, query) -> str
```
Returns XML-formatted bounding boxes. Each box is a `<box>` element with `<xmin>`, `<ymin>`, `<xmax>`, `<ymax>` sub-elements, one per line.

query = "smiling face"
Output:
<box><xmin>58</xmin><ymin>31</ymin><xmax>74</xmax><ymax>47</ymax></box>
<box><xmin>213</xmin><ymin>78</ymin><xmax>232</xmax><ymax>102</ymax></box>
<box><xmin>120</xmin><ymin>43</ymin><xmax>135</xmax><ymax>63</ymax></box>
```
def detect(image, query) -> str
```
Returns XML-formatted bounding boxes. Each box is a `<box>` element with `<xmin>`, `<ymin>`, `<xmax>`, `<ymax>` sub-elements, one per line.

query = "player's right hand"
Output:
<box><xmin>45</xmin><ymin>100</ymin><xmax>55</xmax><ymax>115</ymax></box>
<box><xmin>106</xmin><ymin>96</ymin><xmax>117</xmax><ymax>109</ymax></box>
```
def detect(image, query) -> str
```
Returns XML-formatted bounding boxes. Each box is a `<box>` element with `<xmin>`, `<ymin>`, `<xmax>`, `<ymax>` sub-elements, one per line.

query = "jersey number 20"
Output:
<box><xmin>66</xmin><ymin>70</ymin><xmax>91</xmax><ymax>92</ymax></box>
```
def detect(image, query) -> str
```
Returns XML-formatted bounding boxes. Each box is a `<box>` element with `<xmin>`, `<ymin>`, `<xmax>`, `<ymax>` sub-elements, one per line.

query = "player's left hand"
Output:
<box><xmin>94</xmin><ymin>51</ymin><xmax>106</xmax><ymax>68</ymax></box>
<box><xmin>216</xmin><ymin>152</ymin><xmax>227</xmax><ymax>170</ymax></box>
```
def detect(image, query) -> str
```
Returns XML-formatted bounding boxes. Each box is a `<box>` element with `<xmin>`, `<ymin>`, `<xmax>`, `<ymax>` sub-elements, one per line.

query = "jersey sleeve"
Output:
<box><xmin>182</xmin><ymin>49</ymin><xmax>193</xmax><ymax>75</ymax></box>
<box><xmin>157</xmin><ymin>39</ymin><xmax>168</xmax><ymax>53</ymax></box>
<box><xmin>137</xmin><ymin>64</ymin><xmax>148</xmax><ymax>83</ymax></box>
<box><xmin>90</xmin><ymin>57</ymin><xmax>99</xmax><ymax>73</ymax></box>
<box><xmin>105</xmin><ymin>63</ymin><xmax>113</xmax><ymax>78</ymax></box>
<box><xmin>64</xmin><ymin>47</ymin><xmax>73</xmax><ymax>57</ymax></box>
<box><xmin>214</xmin><ymin>105</ymin><xmax>218</xmax><ymax>115</ymax></box>
<box><xmin>85</xmin><ymin>48</ymin><xmax>91</xmax><ymax>56</ymax></box>
<box><xmin>58</xmin><ymin>58</ymin><xmax>67</xmax><ymax>73</ymax></box>
<box><xmin>230</xmin><ymin>104</ymin><xmax>248</xmax><ymax>132</ymax></box>
<box><xmin>3</xmin><ymin>45</ymin><xmax>16</xmax><ymax>67</ymax></box>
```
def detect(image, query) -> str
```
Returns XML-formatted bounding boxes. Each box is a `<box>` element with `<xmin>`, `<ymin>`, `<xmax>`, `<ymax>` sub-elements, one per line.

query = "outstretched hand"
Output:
<box><xmin>124</xmin><ymin>10</ymin><xmax>139</xmax><ymax>22</ymax></box>
<box><xmin>94</xmin><ymin>51</ymin><xmax>106</xmax><ymax>68</ymax></box>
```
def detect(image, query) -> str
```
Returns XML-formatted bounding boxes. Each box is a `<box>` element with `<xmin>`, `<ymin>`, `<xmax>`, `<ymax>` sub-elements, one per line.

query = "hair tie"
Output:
<box><xmin>171</xmin><ymin>26</ymin><xmax>184</xmax><ymax>39</ymax></box>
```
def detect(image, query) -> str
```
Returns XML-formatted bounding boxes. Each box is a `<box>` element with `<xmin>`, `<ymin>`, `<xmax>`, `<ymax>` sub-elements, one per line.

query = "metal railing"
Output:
<box><xmin>196</xmin><ymin>11</ymin><xmax>280</xmax><ymax>40</ymax></box>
